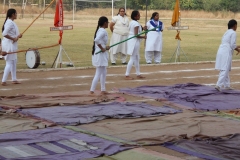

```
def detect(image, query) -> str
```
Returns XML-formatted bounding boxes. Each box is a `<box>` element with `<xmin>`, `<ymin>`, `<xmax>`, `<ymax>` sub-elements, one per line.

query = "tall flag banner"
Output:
<box><xmin>171</xmin><ymin>0</ymin><xmax>180</xmax><ymax>27</ymax></box>
<box><xmin>54</xmin><ymin>0</ymin><xmax>63</xmax><ymax>44</ymax></box>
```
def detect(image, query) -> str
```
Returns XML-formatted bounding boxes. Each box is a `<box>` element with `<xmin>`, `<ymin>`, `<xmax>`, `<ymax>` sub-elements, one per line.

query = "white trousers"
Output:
<box><xmin>145</xmin><ymin>51</ymin><xmax>161</xmax><ymax>64</ymax></box>
<box><xmin>90</xmin><ymin>66</ymin><xmax>107</xmax><ymax>92</ymax></box>
<box><xmin>125</xmin><ymin>42</ymin><xmax>140</xmax><ymax>76</ymax></box>
<box><xmin>216</xmin><ymin>70</ymin><xmax>230</xmax><ymax>88</ymax></box>
<box><xmin>2</xmin><ymin>59</ymin><xmax>17</xmax><ymax>82</ymax></box>
<box><xmin>110</xmin><ymin>52</ymin><xmax>127</xmax><ymax>63</ymax></box>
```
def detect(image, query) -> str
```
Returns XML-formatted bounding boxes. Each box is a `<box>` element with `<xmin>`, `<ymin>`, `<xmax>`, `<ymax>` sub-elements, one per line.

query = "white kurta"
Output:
<box><xmin>127</xmin><ymin>20</ymin><xmax>142</xmax><ymax>55</ymax></box>
<box><xmin>92</xmin><ymin>28</ymin><xmax>109</xmax><ymax>67</ymax></box>
<box><xmin>2</xmin><ymin>19</ymin><xmax>19</xmax><ymax>61</ymax></box>
<box><xmin>109</xmin><ymin>15</ymin><xmax>129</xmax><ymax>55</ymax></box>
<box><xmin>215</xmin><ymin>29</ymin><xmax>237</xmax><ymax>71</ymax></box>
<box><xmin>145</xmin><ymin>20</ymin><xmax>164</xmax><ymax>52</ymax></box>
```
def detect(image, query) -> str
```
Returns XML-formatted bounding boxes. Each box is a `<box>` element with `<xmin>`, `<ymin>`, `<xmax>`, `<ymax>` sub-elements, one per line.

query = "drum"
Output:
<box><xmin>26</xmin><ymin>50</ymin><xmax>40</xmax><ymax>69</ymax></box>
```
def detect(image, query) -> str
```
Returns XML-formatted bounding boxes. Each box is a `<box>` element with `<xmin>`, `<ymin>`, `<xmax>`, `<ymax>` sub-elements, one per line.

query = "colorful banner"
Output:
<box><xmin>171</xmin><ymin>0</ymin><xmax>180</xmax><ymax>27</ymax></box>
<box><xmin>54</xmin><ymin>0</ymin><xmax>63</xmax><ymax>44</ymax></box>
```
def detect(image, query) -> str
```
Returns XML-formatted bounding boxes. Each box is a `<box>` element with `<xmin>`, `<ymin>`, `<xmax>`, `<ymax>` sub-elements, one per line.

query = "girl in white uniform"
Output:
<box><xmin>145</xmin><ymin>12</ymin><xmax>164</xmax><ymax>64</ymax></box>
<box><xmin>109</xmin><ymin>7</ymin><xmax>129</xmax><ymax>65</ymax></box>
<box><xmin>215</xmin><ymin>19</ymin><xmax>240</xmax><ymax>91</ymax></box>
<box><xmin>1</xmin><ymin>9</ymin><xmax>22</xmax><ymax>86</ymax></box>
<box><xmin>90</xmin><ymin>16</ymin><xmax>110</xmax><ymax>94</ymax></box>
<box><xmin>125</xmin><ymin>10</ymin><xmax>146</xmax><ymax>80</ymax></box>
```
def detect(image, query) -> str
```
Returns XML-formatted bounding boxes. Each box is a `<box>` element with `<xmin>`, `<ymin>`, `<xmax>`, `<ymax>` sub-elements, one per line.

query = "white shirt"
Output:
<box><xmin>215</xmin><ymin>29</ymin><xmax>237</xmax><ymax>71</ymax></box>
<box><xmin>112</xmin><ymin>15</ymin><xmax>129</xmax><ymax>36</ymax></box>
<box><xmin>92</xmin><ymin>28</ymin><xmax>109</xmax><ymax>67</ymax></box>
<box><xmin>127</xmin><ymin>20</ymin><xmax>142</xmax><ymax>55</ymax></box>
<box><xmin>2</xmin><ymin>19</ymin><xmax>19</xmax><ymax>61</ymax></box>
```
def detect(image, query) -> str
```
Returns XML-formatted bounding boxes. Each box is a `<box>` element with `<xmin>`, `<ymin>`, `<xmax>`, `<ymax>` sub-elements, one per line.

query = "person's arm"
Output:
<box><xmin>134</xmin><ymin>26</ymin><xmax>146</xmax><ymax>39</ymax></box>
<box><xmin>110</xmin><ymin>22</ymin><xmax>115</xmax><ymax>32</ymax></box>
<box><xmin>94</xmin><ymin>30</ymin><xmax>109</xmax><ymax>52</ymax></box>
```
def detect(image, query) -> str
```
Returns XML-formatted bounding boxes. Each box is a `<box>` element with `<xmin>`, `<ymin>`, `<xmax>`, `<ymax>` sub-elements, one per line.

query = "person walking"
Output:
<box><xmin>1</xmin><ymin>8</ymin><xmax>22</xmax><ymax>86</ymax></box>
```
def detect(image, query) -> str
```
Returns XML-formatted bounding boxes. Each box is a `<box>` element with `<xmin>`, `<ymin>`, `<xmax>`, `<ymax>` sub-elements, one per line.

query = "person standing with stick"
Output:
<box><xmin>109</xmin><ymin>7</ymin><xmax>129</xmax><ymax>65</ymax></box>
<box><xmin>90</xmin><ymin>16</ymin><xmax>110</xmax><ymax>94</ymax></box>
<box><xmin>1</xmin><ymin>9</ymin><xmax>22</xmax><ymax>86</ymax></box>
<box><xmin>145</xmin><ymin>12</ymin><xmax>164</xmax><ymax>64</ymax></box>
<box><xmin>125</xmin><ymin>10</ymin><xmax>146</xmax><ymax>80</ymax></box>
<box><xmin>215</xmin><ymin>19</ymin><xmax>240</xmax><ymax>91</ymax></box>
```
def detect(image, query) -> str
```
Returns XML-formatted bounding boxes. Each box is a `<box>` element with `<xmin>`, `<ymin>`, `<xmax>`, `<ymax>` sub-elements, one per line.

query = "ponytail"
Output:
<box><xmin>92</xmin><ymin>25</ymin><xmax>99</xmax><ymax>55</ymax></box>
<box><xmin>2</xmin><ymin>8</ymin><xmax>17</xmax><ymax>33</ymax></box>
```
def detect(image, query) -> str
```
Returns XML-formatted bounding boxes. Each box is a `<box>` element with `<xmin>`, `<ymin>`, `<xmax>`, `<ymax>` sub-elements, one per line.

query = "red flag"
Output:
<box><xmin>54</xmin><ymin>0</ymin><xmax>63</xmax><ymax>44</ymax></box>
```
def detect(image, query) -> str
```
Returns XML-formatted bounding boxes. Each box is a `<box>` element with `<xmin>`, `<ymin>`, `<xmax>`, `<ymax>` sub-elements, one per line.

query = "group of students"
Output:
<box><xmin>0</xmin><ymin>9</ymin><xmax>240</xmax><ymax>94</ymax></box>
<box><xmin>90</xmin><ymin>10</ymin><xmax>240</xmax><ymax>94</ymax></box>
<box><xmin>109</xmin><ymin>8</ymin><xmax>164</xmax><ymax>65</ymax></box>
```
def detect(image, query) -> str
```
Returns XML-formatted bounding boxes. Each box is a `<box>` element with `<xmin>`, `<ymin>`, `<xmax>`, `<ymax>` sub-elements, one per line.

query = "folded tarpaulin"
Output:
<box><xmin>119</xmin><ymin>83</ymin><xmax>240</xmax><ymax>110</ymax></box>
<box><xmin>164</xmin><ymin>134</ymin><xmax>240</xmax><ymax>160</ymax></box>
<box><xmin>71</xmin><ymin>112</ymin><xmax>240</xmax><ymax>145</ymax></box>
<box><xmin>0</xmin><ymin>91</ymin><xmax>123</xmax><ymax>109</ymax></box>
<box><xmin>0</xmin><ymin>127</ymin><xmax>131</xmax><ymax>160</ymax></box>
<box><xmin>19</xmin><ymin>102</ymin><xmax>181</xmax><ymax>125</ymax></box>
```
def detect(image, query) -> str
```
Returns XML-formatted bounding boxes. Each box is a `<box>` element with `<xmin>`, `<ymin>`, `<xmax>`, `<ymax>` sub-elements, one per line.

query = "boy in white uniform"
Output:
<box><xmin>215</xmin><ymin>19</ymin><xmax>240</xmax><ymax>91</ymax></box>
<box><xmin>145</xmin><ymin>12</ymin><xmax>164</xmax><ymax>64</ymax></box>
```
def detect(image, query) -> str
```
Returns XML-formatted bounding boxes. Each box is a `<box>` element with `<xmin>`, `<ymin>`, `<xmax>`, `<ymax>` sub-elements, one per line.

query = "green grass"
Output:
<box><xmin>0</xmin><ymin>15</ymin><xmax>240</xmax><ymax>70</ymax></box>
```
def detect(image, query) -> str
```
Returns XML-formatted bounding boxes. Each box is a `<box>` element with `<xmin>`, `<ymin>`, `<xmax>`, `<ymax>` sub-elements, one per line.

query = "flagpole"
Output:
<box><xmin>144</xmin><ymin>0</ymin><xmax>148</xmax><ymax>47</ymax></box>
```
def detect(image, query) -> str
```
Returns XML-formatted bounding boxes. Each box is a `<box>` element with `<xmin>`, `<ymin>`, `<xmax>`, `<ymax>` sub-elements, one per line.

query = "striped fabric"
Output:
<box><xmin>0</xmin><ymin>139</ymin><xmax>98</xmax><ymax>159</ymax></box>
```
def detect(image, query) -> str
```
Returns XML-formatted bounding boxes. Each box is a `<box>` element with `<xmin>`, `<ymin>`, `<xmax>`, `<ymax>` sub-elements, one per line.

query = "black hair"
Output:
<box><xmin>117</xmin><ymin>7</ymin><xmax>126</xmax><ymax>16</ymax></box>
<box><xmin>2</xmin><ymin>8</ymin><xmax>16</xmax><ymax>32</ymax></box>
<box><xmin>228</xmin><ymin>19</ymin><xmax>237</xmax><ymax>29</ymax></box>
<box><xmin>150</xmin><ymin>12</ymin><xmax>159</xmax><ymax>20</ymax></box>
<box><xmin>92</xmin><ymin>16</ymin><xmax>108</xmax><ymax>55</ymax></box>
<box><xmin>131</xmin><ymin>10</ymin><xmax>139</xmax><ymax>20</ymax></box>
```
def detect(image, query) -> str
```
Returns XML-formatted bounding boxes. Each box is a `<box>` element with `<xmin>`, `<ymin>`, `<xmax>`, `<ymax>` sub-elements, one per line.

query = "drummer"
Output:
<box><xmin>1</xmin><ymin>8</ymin><xmax>22</xmax><ymax>86</ymax></box>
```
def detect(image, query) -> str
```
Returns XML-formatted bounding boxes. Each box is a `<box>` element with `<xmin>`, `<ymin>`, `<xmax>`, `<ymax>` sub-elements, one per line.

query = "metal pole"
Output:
<box><xmin>73</xmin><ymin>0</ymin><xmax>74</xmax><ymax>23</ymax></box>
<box><xmin>124</xmin><ymin>0</ymin><xmax>126</xmax><ymax>11</ymax></box>
<box><xmin>112</xmin><ymin>0</ymin><xmax>113</xmax><ymax>17</ymax></box>
<box><xmin>145</xmin><ymin>0</ymin><xmax>147</xmax><ymax>24</ymax></box>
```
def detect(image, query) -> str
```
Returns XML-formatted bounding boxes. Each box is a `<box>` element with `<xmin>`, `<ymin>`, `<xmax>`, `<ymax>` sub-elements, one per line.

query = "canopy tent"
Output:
<box><xmin>73</xmin><ymin>0</ymin><xmax>125</xmax><ymax>22</ymax></box>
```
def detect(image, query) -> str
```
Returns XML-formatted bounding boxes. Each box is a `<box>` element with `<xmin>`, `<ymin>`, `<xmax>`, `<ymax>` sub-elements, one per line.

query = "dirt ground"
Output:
<box><xmin>1</xmin><ymin>61</ymin><xmax>240</xmax><ymax>159</ymax></box>
<box><xmin>1</xmin><ymin>61</ymin><xmax>240</xmax><ymax>96</ymax></box>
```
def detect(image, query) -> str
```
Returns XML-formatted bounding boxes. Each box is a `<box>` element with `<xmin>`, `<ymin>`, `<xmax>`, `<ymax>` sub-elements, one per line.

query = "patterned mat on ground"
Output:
<box><xmin>164</xmin><ymin>134</ymin><xmax>240</xmax><ymax>160</ymax></box>
<box><xmin>68</xmin><ymin>112</ymin><xmax>240</xmax><ymax>145</ymax></box>
<box><xmin>19</xmin><ymin>102</ymin><xmax>181</xmax><ymax>125</ymax></box>
<box><xmin>0</xmin><ymin>91</ymin><xmax>124</xmax><ymax>109</ymax></box>
<box><xmin>88</xmin><ymin>148</ymin><xmax>184</xmax><ymax>160</ymax></box>
<box><xmin>119</xmin><ymin>83</ymin><xmax>240</xmax><ymax>110</ymax></box>
<box><xmin>0</xmin><ymin>127</ymin><xmax>130</xmax><ymax>160</ymax></box>
<box><xmin>0</xmin><ymin>108</ymin><xmax>53</xmax><ymax>134</ymax></box>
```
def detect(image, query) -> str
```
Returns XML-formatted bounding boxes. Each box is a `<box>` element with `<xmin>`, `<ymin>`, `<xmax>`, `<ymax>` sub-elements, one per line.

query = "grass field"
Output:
<box><xmin>0</xmin><ymin>8</ymin><xmax>240</xmax><ymax>70</ymax></box>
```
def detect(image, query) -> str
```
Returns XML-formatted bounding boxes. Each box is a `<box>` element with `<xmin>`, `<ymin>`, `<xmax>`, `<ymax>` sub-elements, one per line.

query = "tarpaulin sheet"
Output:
<box><xmin>0</xmin><ymin>108</ymin><xmax>53</xmax><ymax>134</ymax></box>
<box><xmin>19</xmin><ymin>102</ymin><xmax>181</xmax><ymax>125</ymax></box>
<box><xmin>88</xmin><ymin>148</ymin><xmax>184</xmax><ymax>160</ymax></box>
<box><xmin>73</xmin><ymin>112</ymin><xmax>240</xmax><ymax>145</ymax></box>
<box><xmin>0</xmin><ymin>91</ymin><xmax>124</xmax><ymax>109</ymax></box>
<box><xmin>164</xmin><ymin>134</ymin><xmax>240</xmax><ymax>160</ymax></box>
<box><xmin>119</xmin><ymin>83</ymin><xmax>240</xmax><ymax>110</ymax></box>
<box><xmin>0</xmin><ymin>127</ymin><xmax>130</xmax><ymax>160</ymax></box>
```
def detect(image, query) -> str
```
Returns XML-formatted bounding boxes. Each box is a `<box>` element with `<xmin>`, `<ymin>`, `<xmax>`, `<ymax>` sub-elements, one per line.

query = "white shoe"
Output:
<box><xmin>215</xmin><ymin>85</ymin><xmax>221</xmax><ymax>91</ymax></box>
<box><xmin>225</xmin><ymin>87</ymin><xmax>234</xmax><ymax>90</ymax></box>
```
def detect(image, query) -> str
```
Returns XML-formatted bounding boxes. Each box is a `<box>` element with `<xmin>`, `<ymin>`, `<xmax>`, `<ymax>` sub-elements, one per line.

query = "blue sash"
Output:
<box><xmin>150</xmin><ymin>20</ymin><xmax>162</xmax><ymax>32</ymax></box>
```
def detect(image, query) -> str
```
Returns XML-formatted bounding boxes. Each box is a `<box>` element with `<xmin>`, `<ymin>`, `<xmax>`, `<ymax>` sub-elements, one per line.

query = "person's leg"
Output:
<box><xmin>216</xmin><ymin>70</ymin><xmax>227</xmax><ymax>90</ymax></box>
<box><xmin>110</xmin><ymin>52</ymin><xmax>116</xmax><ymax>64</ymax></box>
<box><xmin>2</xmin><ymin>60</ymin><xmax>12</xmax><ymax>84</ymax></box>
<box><xmin>224</xmin><ymin>71</ymin><xmax>231</xmax><ymax>88</ymax></box>
<box><xmin>125</xmin><ymin>55</ymin><xmax>134</xmax><ymax>79</ymax></box>
<box><xmin>90</xmin><ymin>67</ymin><xmax>102</xmax><ymax>93</ymax></box>
<box><xmin>145</xmin><ymin>51</ymin><xmax>153</xmax><ymax>64</ymax></box>
<box><xmin>154</xmin><ymin>51</ymin><xmax>161</xmax><ymax>64</ymax></box>
<box><xmin>100</xmin><ymin>66</ymin><xmax>107</xmax><ymax>92</ymax></box>
<box><xmin>121</xmin><ymin>53</ymin><xmax>127</xmax><ymax>64</ymax></box>
<box><xmin>11</xmin><ymin>59</ymin><xmax>17</xmax><ymax>81</ymax></box>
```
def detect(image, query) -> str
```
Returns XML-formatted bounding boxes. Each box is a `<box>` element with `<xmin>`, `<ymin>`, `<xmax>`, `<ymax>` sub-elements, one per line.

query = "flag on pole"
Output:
<box><xmin>171</xmin><ymin>0</ymin><xmax>180</xmax><ymax>27</ymax></box>
<box><xmin>54</xmin><ymin>0</ymin><xmax>63</xmax><ymax>44</ymax></box>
